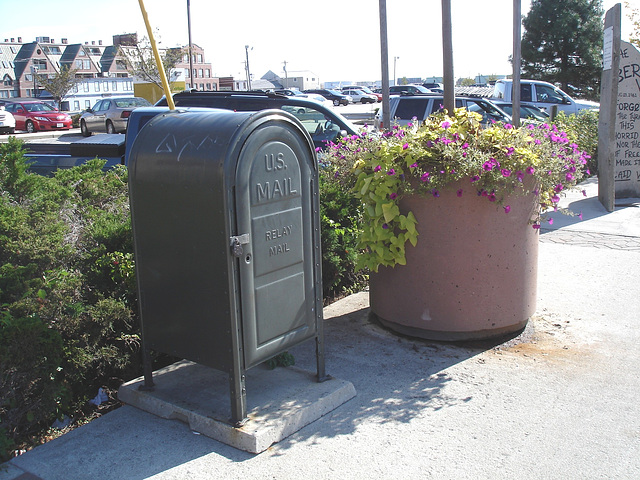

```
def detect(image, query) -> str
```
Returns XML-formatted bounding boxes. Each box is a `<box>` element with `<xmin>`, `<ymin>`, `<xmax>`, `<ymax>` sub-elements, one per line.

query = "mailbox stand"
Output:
<box><xmin>129</xmin><ymin>108</ymin><xmax>326</xmax><ymax>425</ymax></box>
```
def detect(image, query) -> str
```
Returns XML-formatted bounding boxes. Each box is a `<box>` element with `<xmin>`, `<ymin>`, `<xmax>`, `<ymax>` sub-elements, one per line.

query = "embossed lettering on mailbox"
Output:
<box><xmin>253</xmin><ymin>153</ymin><xmax>300</xmax><ymax>205</ymax></box>
<box><xmin>250</xmin><ymin>145</ymin><xmax>304</xmax><ymax>278</ymax></box>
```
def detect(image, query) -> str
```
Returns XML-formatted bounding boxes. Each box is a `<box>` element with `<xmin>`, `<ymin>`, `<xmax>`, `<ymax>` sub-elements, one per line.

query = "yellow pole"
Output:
<box><xmin>137</xmin><ymin>0</ymin><xmax>176</xmax><ymax>110</ymax></box>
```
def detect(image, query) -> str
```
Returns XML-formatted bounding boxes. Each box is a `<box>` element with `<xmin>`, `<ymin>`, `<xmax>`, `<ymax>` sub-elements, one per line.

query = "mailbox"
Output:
<box><xmin>128</xmin><ymin>108</ymin><xmax>325</xmax><ymax>425</ymax></box>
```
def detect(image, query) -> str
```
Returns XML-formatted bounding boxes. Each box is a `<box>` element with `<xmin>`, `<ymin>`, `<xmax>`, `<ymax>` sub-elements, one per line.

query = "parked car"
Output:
<box><xmin>341</xmin><ymin>89</ymin><xmax>377</xmax><ymax>104</ymax></box>
<box><xmin>303</xmin><ymin>89</ymin><xmax>352</xmax><ymax>106</ymax></box>
<box><xmin>490</xmin><ymin>100</ymin><xmax>550</xmax><ymax>122</ymax></box>
<box><xmin>374</xmin><ymin>94</ymin><xmax>511</xmax><ymax>130</ymax></box>
<box><xmin>422</xmin><ymin>82</ymin><xmax>444</xmax><ymax>91</ymax></box>
<box><xmin>3</xmin><ymin>100</ymin><xmax>72</xmax><ymax>133</ymax></box>
<box><xmin>389</xmin><ymin>85</ymin><xmax>432</xmax><ymax>95</ymax></box>
<box><xmin>0</xmin><ymin>105</ymin><xmax>15</xmax><ymax>134</ymax></box>
<box><xmin>154</xmin><ymin>90</ymin><xmax>359</xmax><ymax>151</ymax></box>
<box><xmin>342</xmin><ymin>85</ymin><xmax>382</xmax><ymax>102</ymax></box>
<box><xmin>80</xmin><ymin>97</ymin><xmax>152</xmax><ymax>136</ymax></box>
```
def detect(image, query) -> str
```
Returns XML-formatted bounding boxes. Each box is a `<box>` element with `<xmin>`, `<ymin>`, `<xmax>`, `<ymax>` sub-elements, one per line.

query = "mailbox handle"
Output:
<box><xmin>230</xmin><ymin>234</ymin><xmax>250</xmax><ymax>257</ymax></box>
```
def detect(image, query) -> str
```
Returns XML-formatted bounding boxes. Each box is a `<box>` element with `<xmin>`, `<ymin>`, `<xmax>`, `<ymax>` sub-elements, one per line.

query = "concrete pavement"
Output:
<box><xmin>2</xmin><ymin>179</ymin><xmax>640</xmax><ymax>479</ymax></box>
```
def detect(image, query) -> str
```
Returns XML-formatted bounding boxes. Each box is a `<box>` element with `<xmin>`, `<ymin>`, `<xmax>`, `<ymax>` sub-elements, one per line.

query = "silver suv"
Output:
<box><xmin>374</xmin><ymin>94</ymin><xmax>511</xmax><ymax>130</ymax></box>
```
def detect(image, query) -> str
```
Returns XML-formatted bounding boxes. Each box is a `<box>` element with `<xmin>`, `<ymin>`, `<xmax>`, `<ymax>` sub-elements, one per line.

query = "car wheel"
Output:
<box><xmin>333</xmin><ymin>99</ymin><xmax>340</xmax><ymax>107</ymax></box>
<box><xmin>106</xmin><ymin>121</ymin><xmax>116</xmax><ymax>134</ymax></box>
<box><xmin>80</xmin><ymin>120</ymin><xmax>91</xmax><ymax>137</ymax></box>
<box><xmin>26</xmin><ymin>120</ymin><xmax>36</xmax><ymax>133</ymax></box>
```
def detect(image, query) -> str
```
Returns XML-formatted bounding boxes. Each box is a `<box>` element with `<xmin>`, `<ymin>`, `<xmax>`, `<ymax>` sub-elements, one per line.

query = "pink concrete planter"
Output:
<box><xmin>369</xmin><ymin>179</ymin><xmax>539</xmax><ymax>341</ymax></box>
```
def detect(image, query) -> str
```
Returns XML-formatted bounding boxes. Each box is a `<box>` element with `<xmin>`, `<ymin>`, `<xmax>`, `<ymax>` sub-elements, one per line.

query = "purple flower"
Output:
<box><xmin>548</xmin><ymin>217</ymin><xmax>554</xmax><ymax>225</ymax></box>
<box><xmin>504</xmin><ymin>205</ymin><xmax>511</xmax><ymax>214</ymax></box>
<box><xmin>506</xmin><ymin>147</ymin><xmax>515</xmax><ymax>156</ymax></box>
<box><xmin>470</xmin><ymin>175</ymin><xmax>480</xmax><ymax>183</ymax></box>
<box><xmin>551</xmin><ymin>195</ymin><xmax>560</xmax><ymax>203</ymax></box>
<box><xmin>403</xmin><ymin>143</ymin><xmax>409</xmax><ymax>150</ymax></box>
<box><xmin>410</xmin><ymin>162</ymin><xmax>418</xmax><ymax>168</ymax></box>
<box><xmin>441</xmin><ymin>121</ymin><xmax>451</xmax><ymax>129</ymax></box>
<box><xmin>421</xmin><ymin>172</ymin><xmax>430</xmax><ymax>182</ymax></box>
<box><xmin>387</xmin><ymin>169</ymin><xmax>395</xmax><ymax>175</ymax></box>
<box><xmin>488</xmin><ymin>193</ymin><xmax>497</xmax><ymax>202</ymax></box>
<box><xmin>526</xmin><ymin>166</ymin><xmax>535</xmax><ymax>175</ymax></box>
<box><xmin>565</xmin><ymin>173</ymin><xmax>574</xmax><ymax>182</ymax></box>
<box><xmin>382</xmin><ymin>223</ymin><xmax>389</xmax><ymax>229</ymax></box>
<box><xmin>504</xmin><ymin>123</ymin><xmax>513</xmax><ymax>130</ymax></box>
<box><xmin>554</xmin><ymin>184</ymin><xmax>564</xmax><ymax>193</ymax></box>
<box><xmin>501</xmin><ymin>169</ymin><xmax>511</xmax><ymax>177</ymax></box>
<box><xmin>315</xmin><ymin>147</ymin><xmax>322</xmax><ymax>152</ymax></box>
<box><xmin>532</xmin><ymin>224</ymin><xmax>541</xmax><ymax>230</ymax></box>
<box><xmin>374</xmin><ymin>165</ymin><xmax>381</xmax><ymax>172</ymax></box>
<box><xmin>582</xmin><ymin>190</ymin><xmax>587</xmax><ymax>197</ymax></box>
<box><xmin>456</xmin><ymin>189</ymin><xmax>463</xmax><ymax>197</ymax></box>
<box><xmin>432</xmin><ymin>190</ymin><xmax>440</xmax><ymax>197</ymax></box>
<box><xmin>390</xmin><ymin>192</ymin><xmax>398</xmax><ymax>200</ymax></box>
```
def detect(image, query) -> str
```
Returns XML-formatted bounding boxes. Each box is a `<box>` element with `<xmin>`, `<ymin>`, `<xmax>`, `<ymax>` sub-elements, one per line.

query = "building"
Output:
<box><xmin>0</xmin><ymin>34</ymin><xmax>221</xmax><ymax>111</ymax></box>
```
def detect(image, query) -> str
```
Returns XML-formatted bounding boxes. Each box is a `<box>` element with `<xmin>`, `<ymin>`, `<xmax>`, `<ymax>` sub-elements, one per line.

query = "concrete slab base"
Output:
<box><xmin>118</xmin><ymin>360</ymin><xmax>356</xmax><ymax>454</ymax></box>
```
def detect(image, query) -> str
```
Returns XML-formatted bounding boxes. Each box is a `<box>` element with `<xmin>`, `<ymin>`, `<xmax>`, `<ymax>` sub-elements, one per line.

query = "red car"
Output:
<box><xmin>3</xmin><ymin>100</ymin><xmax>72</xmax><ymax>133</ymax></box>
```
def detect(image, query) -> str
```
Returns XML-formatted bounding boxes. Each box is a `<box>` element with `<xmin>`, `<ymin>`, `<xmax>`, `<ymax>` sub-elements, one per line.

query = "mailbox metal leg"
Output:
<box><xmin>139</xmin><ymin>345</ymin><xmax>155</xmax><ymax>391</ymax></box>
<box><xmin>229</xmin><ymin>369</ymin><xmax>247</xmax><ymax>427</ymax></box>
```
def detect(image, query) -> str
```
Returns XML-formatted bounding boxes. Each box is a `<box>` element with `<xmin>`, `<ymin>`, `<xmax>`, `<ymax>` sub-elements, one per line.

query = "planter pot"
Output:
<box><xmin>369</xmin><ymin>179</ymin><xmax>539</xmax><ymax>341</ymax></box>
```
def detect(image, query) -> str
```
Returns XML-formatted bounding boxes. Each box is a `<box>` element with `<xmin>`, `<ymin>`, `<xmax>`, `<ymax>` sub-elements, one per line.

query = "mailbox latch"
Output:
<box><xmin>230</xmin><ymin>234</ymin><xmax>250</xmax><ymax>257</ymax></box>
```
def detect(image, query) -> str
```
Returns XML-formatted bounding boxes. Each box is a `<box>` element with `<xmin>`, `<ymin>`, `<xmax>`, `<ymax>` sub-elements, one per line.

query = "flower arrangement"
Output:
<box><xmin>325</xmin><ymin>107</ymin><xmax>590</xmax><ymax>271</ymax></box>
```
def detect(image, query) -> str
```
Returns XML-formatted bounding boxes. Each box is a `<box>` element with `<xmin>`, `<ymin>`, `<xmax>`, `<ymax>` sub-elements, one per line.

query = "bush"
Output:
<box><xmin>553</xmin><ymin>110</ymin><xmax>599</xmax><ymax>175</ymax></box>
<box><xmin>319</xmin><ymin>167</ymin><xmax>367</xmax><ymax>303</ymax></box>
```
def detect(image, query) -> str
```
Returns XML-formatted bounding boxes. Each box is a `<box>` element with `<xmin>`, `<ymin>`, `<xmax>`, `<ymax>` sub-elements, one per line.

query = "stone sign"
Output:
<box><xmin>615</xmin><ymin>41</ymin><xmax>640</xmax><ymax>198</ymax></box>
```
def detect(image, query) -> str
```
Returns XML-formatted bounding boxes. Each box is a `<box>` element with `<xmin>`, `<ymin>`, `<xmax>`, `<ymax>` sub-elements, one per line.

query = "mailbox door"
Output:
<box><xmin>234</xmin><ymin>117</ymin><xmax>319</xmax><ymax>368</ymax></box>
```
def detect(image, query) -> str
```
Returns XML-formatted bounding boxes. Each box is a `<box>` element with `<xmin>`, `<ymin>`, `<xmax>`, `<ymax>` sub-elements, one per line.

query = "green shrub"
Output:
<box><xmin>553</xmin><ymin>110</ymin><xmax>599</xmax><ymax>175</ymax></box>
<box><xmin>319</xmin><ymin>167</ymin><xmax>367</xmax><ymax>303</ymax></box>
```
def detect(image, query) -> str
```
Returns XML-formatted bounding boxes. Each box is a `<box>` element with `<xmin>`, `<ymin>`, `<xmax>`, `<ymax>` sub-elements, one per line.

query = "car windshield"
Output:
<box><xmin>24</xmin><ymin>103</ymin><xmax>56</xmax><ymax>112</ymax></box>
<box><xmin>281</xmin><ymin>104</ymin><xmax>356</xmax><ymax>146</ymax></box>
<box><xmin>114</xmin><ymin>98</ymin><xmax>152</xmax><ymax>108</ymax></box>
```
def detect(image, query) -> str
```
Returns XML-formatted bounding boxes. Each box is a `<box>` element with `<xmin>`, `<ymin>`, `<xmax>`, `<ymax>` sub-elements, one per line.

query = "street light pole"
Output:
<box><xmin>187</xmin><ymin>0</ymin><xmax>194</xmax><ymax>89</ymax></box>
<box><xmin>393</xmin><ymin>56</ymin><xmax>399</xmax><ymax>86</ymax></box>
<box><xmin>31</xmin><ymin>65</ymin><xmax>38</xmax><ymax>97</ymax></box>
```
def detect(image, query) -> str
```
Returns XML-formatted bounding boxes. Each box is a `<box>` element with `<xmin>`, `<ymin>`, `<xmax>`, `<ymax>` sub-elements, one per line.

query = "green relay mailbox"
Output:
<box><xmin>128</xmin><ymin>108</ymin><xmax>326</xmax><ymax>425</ymax></box>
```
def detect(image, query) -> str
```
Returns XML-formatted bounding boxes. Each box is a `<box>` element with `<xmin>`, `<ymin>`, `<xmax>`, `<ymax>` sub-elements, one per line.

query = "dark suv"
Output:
<box><xmin>302</xmin><ymin>89</ymin><xmax>351</xmax><ymax>106</ymax></box>
<box><xmin>155</xmin><ymin>90</ymin><xmax>358</xmax><ymax>151</ymax></box>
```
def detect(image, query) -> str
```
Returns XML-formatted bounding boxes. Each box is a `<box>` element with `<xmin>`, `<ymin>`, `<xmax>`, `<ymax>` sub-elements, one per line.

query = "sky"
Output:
<box><xmin>0</xmin><ymin>0</ymin><xmax>635</xmax><ymax>84</ymax></box>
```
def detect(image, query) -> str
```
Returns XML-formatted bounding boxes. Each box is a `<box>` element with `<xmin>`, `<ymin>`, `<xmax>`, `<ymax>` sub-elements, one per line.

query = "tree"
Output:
<box><xmin>521</xmin><ymin>0</ymin><xmax>604</xmax><ymax>100</ymax></box>
<box><xmin>626</xmin><ymin>1</ymin><xmax>640</xmax><ymax>49</ymax></box>
<box><xmin>35</xmin><ymin>66</ymin><xmax>80</xmax><ymax>108</ymax></box>
<box><xmin>118</xmin><ymin>34</ymin><xmax>185</xmax><ymax>90</ymax></box>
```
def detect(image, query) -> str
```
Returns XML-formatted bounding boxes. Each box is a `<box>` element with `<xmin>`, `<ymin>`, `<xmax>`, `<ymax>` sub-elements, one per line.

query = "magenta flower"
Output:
<box><xmin>387</xmin><ymin>169</ymin><xmax>395</xmax><ymax>175</ymax></box>
<box><xmin>579</xmin><ymin>212</ymin><xmax>583</xmax><ymax>220</ymax></box>
<box><xmin>390</xmin><ymin>193</ymin><xmax>398</xmax><ymax>200</ymax></box>
<box><xmin>432</xmin><ymin>190</ymin><xmax>440</xmax><ymax>197</ymax></box>
<box><xmin>488</xmin><ymin>193</ymin><xmax>497</xmax><ymax>202</ymax></box>
<box><xmin>532</xmin><ymin>224</ymin><xmax>541</xmax><ymax>230</ymax></box>
<box><xmin>548</xmin><ymin>217</ymin><xmax>554</xmax><ymax>225</ymax></box>
<box><xmin>526</xmin><ymin>166</ymin><xmax>535</xmax><ymax>175</ymax></box>
<box><xmin>441</xmin><ymin>121</ymin><xmax>451</xmax><ymax>129</ymax></box>
<box><xmin>470</xmin><ymin>175</ymin><xmax>480</xmax><ymax>183</ymax></box>
<box><xmin>421</xmin><ymin>172</ymin><xmax>430</xmax><ymax>182</ymax></box>
<box><xmin>501</xmin><ymin>169</ymin><xmax>511</xmax><ymax>177</ymax></box>
<box><xmin>403</xmin><ymin>143</ymin><xmax>409</xmax><ymax>150</ymax></box>
<box><xmin>504</xmin><ymin>205</ymin><xmax>511</xmax><ymax>214</ymax></box>
<box><xmin>456</xmin><ymin>189</ymin><xmax>463</xmax><ymax>197</ymax></box>
<box><xmin>374</xmin><ymin>165</ymin><xmax>381</xmax><ymax>172</ymax></box>
<box><xmin>551</xmin><ymin>195</ymin><xmax>560</xmax><ymax>203</ymax></box>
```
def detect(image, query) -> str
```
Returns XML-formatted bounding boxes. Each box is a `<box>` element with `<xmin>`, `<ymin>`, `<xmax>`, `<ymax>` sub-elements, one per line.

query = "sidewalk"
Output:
<box><xmin>2</xmin><ymin>179</ymin><xmax>640</xmax><ymax>480</ymax></box>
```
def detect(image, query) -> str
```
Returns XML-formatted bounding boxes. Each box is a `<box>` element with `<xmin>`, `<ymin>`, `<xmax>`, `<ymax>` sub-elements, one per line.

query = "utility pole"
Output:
<box><xmin>187</xmin><ymin>0</ymin><xmax>194</xmax><ymax>89</ymax></box>
<box><xmin>512</xmin><ymin>0</ymin><xmax>521</xmax><ymax>127</ymax></box>
<box><xmin>442</xmin><ymin>0</ymin><xmax>454</xmax><ymax>114</ymax></box>
<box><xmin>245</xmin><ymin>45</ymin><xmax>252</xmax><ymax>91</ymax></box>
<box><xmin>283</xmin><ymin>60</ymin><xmax>288</xmax><ymax>88</ymax></box>
<box><xmin>379</xmin><ymin>0</ymin><xmax>390</xmax><ymax>130</ymax></box>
